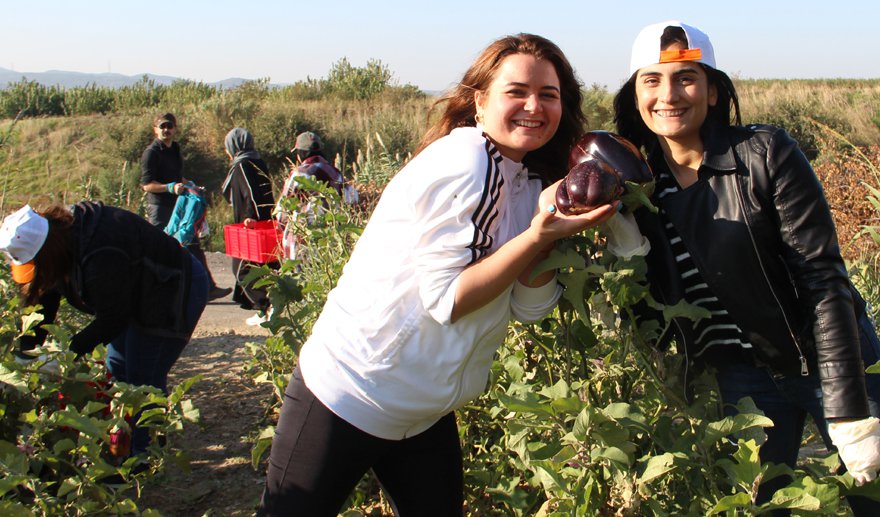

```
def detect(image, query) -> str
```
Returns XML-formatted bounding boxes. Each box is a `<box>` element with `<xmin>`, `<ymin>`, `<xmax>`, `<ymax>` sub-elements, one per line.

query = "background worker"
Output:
<box><xmin>221</xmin><ymin>127</ymin><xmax>276</xmax><ymax>325</ymax></box>
<box><xmin>1</xmin><ymin>202</ymin><xmax>209</xmax><ymax>456</ymax></box>
<box><xmin>140</xmin><ymin>112</ymin><xmax>230</xmax><ymax>301</ymax></box>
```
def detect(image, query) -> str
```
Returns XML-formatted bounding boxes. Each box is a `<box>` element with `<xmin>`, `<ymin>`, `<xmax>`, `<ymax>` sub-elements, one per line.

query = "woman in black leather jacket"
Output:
<box><xmin>611</xmin><ymin>20</ymin><xmax>880</xmax><ymax>512</ymax></box>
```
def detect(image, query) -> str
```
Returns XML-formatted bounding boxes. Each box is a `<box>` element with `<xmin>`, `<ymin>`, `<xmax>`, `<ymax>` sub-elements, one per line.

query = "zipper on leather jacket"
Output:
<box><xmin>734</xmin><ymin>176</ymin><xmax>809</xmax><ymax>376</ymax></box>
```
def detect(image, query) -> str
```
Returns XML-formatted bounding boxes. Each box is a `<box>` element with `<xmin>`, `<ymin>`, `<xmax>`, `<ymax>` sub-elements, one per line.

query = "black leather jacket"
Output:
<box><xmin>633</xmin><ymin>123</ymin><xmax>869</xmax><ymax>420</ymax></box>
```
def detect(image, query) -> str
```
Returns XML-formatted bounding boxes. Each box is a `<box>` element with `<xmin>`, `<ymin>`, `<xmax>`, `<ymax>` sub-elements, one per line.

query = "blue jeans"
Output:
<box><xmin>106</xmin><ymin>255</ymin><xmax>209</xmax><ymax>454</ymax></box>
<box><xmin>715</xmin><ymin>311</ymin><xmax>880</xmax><ymax>516</ymax></box>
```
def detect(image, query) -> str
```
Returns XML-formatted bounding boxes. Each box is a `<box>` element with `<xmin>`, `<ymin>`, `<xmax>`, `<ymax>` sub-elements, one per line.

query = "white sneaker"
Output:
<box><xmin>246</xmin><ymin>307</ymin><xmax>273</xmax><ymax>326</ymax></box>
<box><xmin>246</xmin><ymin>312</ymin><xmax>268</xmax><ymax>326</ymax></box>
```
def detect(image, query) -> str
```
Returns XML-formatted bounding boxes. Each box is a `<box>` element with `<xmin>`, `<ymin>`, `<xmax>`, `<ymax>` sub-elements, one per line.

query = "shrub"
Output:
<box><xmin>0</xmin><ymin>270</ymin><xmax>202</xmax><ymax>514</ymax></box>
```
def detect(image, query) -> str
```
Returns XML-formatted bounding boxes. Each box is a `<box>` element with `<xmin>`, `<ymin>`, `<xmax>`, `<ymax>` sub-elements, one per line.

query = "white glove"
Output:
<box><xmin>828</xmin><ymin>416</ymin><xmax>880</xmax><ymax>485</ymax></box>
<box><xmin>601</xmin><ymin>211</ymin><xmax>650</xmax><ymax>259</ymax></box>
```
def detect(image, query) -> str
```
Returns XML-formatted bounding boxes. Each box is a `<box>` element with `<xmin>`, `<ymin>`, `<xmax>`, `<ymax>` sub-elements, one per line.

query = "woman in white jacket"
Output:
<box><xmin>258</xmin><ymin>33</ymin><xmax>617</xmax><ymax>516</ymax></box>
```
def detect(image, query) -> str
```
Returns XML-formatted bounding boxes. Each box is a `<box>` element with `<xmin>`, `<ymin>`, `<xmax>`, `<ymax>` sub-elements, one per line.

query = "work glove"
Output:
<box><xmin>601</xmin><ymin>211</ymin><xmax>650</xmax><ymax>259</ymax></box>
<box><xmin>828</xmin><ymin>416</ymin><xmax>880</xmax><ymax>485</ymax></box>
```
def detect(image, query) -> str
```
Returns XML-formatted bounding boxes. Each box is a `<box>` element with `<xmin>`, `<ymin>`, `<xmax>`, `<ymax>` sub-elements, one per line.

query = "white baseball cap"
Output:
<box><xmin>629</xmin><ymin>20</ymin><xmax>716</xmax><ymax>76</ymax></box>
<box><xmin>0</xmin><ymin>205</ymin><xmax>49</xmax><ymax>283</ymax></box>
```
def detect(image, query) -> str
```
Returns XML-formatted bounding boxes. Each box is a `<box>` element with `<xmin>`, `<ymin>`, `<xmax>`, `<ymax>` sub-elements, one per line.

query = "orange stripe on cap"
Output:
<box><xmin>659</xmin><ymin>48</ymin><xmax>703</xmax><ymax>64</ymax></box>
<box><xmin>11</xmin><ymin>261</ymin><xmax>35</xmax><ymax>284</ymax></box>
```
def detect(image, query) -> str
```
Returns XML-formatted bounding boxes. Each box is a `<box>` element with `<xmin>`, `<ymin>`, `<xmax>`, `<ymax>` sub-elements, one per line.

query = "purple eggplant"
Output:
<box><xmin>556</xmin><ymin>131</ymin><xmax>655</xmax><ymax>215</ymax></box>
<box><xmin>555</xmin><ymin>155</ymin><xmax>624</xmax><ymax>214</ymax></box>
<box><xmin>568</xmin><ymin>130</ymin><xmax>653</xmax><ymax>184</ymax></box>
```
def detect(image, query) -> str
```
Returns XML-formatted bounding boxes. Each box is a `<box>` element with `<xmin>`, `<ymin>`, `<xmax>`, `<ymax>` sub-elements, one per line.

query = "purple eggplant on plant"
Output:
<box><xmin>556</xmin><ymin>131</ymin><xmax>656</xmax><ymax>215</ymax></box>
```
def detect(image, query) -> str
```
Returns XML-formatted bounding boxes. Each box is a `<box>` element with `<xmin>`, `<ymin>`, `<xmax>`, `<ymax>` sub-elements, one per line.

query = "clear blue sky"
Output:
<box><xmin>4</xmin><ymin>0</ymin><xmax>878</xmax><ymax>91</ymax></box>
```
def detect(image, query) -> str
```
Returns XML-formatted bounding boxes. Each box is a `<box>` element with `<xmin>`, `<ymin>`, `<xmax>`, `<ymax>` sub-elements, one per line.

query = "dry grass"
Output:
<box><xmin>814</xmin><ymin>143</ymin><xmax>880</xmax><ymax>262</ymax></box>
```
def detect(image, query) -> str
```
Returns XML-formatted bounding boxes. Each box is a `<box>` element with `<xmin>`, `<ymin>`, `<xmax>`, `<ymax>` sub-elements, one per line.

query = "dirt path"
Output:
<box><xmin>138</xmin><ymin>252</ymin><xmax>275</xmax><ymax>516</ymax></box>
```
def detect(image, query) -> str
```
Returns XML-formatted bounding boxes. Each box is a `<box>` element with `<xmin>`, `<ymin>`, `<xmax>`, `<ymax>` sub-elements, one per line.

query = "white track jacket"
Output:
<box><xmin>299</xmin><ymin>126</ymin><xmax>563</xmax><ymax>439</ymax></box>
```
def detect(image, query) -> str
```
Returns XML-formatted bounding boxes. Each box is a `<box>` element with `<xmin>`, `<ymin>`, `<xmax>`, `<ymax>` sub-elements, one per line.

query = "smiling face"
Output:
<box><xmin>633</xmin><ymin>43</ymin><xmax>717</xmax><ymax>147</ymax></box>
<box><xmin>474</xmin><ymin>53</ymin><xmax>562</xmax><ymax>162</ymax></box>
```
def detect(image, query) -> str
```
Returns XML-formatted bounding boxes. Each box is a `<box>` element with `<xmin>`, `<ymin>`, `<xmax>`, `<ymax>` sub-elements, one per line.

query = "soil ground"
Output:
<box><xmin>137</xmin><ymin>251</ymin><xmax>275</xmax><ymax>516</ymax></box>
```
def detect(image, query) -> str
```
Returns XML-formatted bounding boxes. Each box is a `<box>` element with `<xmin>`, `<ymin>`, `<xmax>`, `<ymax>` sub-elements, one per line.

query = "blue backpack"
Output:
<box><xmin>164</xmin><ymin>184</ymin><xmax>207</xmax><ymax>246</ymax></box>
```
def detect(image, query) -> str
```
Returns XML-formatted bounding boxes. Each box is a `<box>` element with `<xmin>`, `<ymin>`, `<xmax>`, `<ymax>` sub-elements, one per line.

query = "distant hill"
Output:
<box><xmin>0</xmin><ymin>67</ymin><xmax>252</xmax><ymax>90</ymax></box>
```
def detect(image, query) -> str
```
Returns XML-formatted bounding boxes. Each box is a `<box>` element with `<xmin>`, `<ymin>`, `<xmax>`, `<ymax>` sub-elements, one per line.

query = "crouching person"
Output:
<box><xmin>0</xmin><ymin>201</ymin><xmax>209</xmax><ymax>456</ymax></box>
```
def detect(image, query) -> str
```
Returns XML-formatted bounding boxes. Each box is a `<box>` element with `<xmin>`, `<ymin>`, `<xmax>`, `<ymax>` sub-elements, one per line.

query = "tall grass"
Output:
<box><xmin>736</xmin><ymin>79</ymin><xmax>880</xmax><ymax>158</ymax></box>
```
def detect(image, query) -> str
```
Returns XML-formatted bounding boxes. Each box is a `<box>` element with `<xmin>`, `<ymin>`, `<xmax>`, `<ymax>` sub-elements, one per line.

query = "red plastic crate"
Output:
<box><xmin>224</xmin><ymin>220</ymin><xmax>282</xmax><ymax>263</ymax></box>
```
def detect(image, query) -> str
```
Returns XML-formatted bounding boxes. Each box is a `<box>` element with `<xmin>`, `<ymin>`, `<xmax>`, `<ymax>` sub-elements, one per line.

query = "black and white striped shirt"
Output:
<box><xmin>655</xmin><ymin>169</ymin><xmax>754</xmax><ymax>361</ymax></box>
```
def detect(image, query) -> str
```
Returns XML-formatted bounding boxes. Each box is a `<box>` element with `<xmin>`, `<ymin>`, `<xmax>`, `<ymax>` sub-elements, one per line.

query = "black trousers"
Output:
<box><xmin>258</xmin><ymin>367</ymin><xmax>464</xmax><ymax>516</ymax></box>
<box><xmin>231</xmin><ymin>257</ymin><xmax>272</xmax><ymax>311</ymax></box>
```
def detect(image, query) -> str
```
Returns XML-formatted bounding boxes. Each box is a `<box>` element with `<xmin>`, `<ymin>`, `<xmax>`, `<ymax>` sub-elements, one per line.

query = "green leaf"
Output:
<box><xmin>534</xmin><ymin>247</ymin><xmax>587</xmax><ymax>276</ymax></box>
<box><xmin>767</xmin><ymin>487</ymin><xmax>821</xmax><ymax>511</ymax></box>
<box><xmin>559</xmin><ymin>268</ymin><xmax>592</xmax><ymax>324</ymax></box>
<box><xmin>496</xmin><ymin>391</ymin><xmax>555</xmax><ymax>418</ymax></box>
<box><xmin>571</xmin><ymin>408</ymin><xmax>592</xmax><ymax>441</ymax></box>
<box><xmin>19</xmin><ymin>310</ymin><xmax>46</xmax><ymax>334</ymax></box>
<box><xmin>603</xmin><ymin>402</ymin><xmax>636</xmax><ymax>420</ymax></box>
<box><xmin>180</xmin><ymin>399</ymin><xmax>200</xmax><ymax>423</ymax></box>
<box><xmin>592</xmin><ymin>446</ymin><xmax>632</xmax><ymax>466</ymax></box>
<box><xmin>639</xmin><ymin>453</ymin><xmax>677</xmax><ymax>484</ymax></box>
<box><xmin>56</xmin><ymin>476</ymin><xmax>80</xmax><ymax>497</ymax></box>
<box><xmin>841</xmin><ymin>473</ymin><xmax>880</xmax><ymax>499</ymax></box>
<box><xmin>549</xmin><ymin>396</ymin><xmax>587</xmax><ymax>415</ymax></box>
<box><xmin>569</xmin><ymin>319</ymin><xmax>598</xmax><ymax>351</ymax></box>
<box><xmin>662</xmin><ymin>299</ymin><xmax>711</xmax><ymax>323</ymax></box>
<box><xmin>42</xmin><ymin>323</ymin><xmax>72</xmax><ymax>347</ymax></box>
<box><xmin>0</xmin><ymin>364</ymin><xmax>29</xmax><ymax>393</ymax></box>
<box><xmin>527</xmin><ymin>441</ymin><xmax>564</xmax><ymax>461</ymax></box>
<box><xmin>538</xmin><ymin>379</ymin><xmax>570</xmax><ymax>400</ymax></box>
<box><xmin>620</xmin><ymin>180</ymin><xmax>658</xmax><ymax>213</ymax></box>
<box><xmin>708</xmin><ymin>492</ymin><xmax>752</xmax><ymax>514</ymax></box>
<box><xmin>534</xmin><ymin>462</ymin><xmax>570</xmax><ymax>493</ymax></box>
<box><xmin>52</xmin><ymin>438</ymin><xmax>77</xmax><ymax>455</ymax></box>
<box><xmin>50</xmin><ymin>409</ymin><xmax>107</xmax><ymax>439</ymax></box>
<box><xmin>716</xmin><ymin>439</ymin><xmax>764</xmax><ymax>491</ymax></box>
<box><xmin>251</xmin><ymin>426</ymin><xmax>275</xmax><ymax>470</ymax></box>
<box><xmin>0</xmin><ymin>476</ymin><xmax>30</xmax><ymax>498</ymax></box>
<box><xmin>790</xmin><ymin>476</ymin><xmax>840</xmax><ymax>511</ymax></box>
<box><xmin>702</xmin><ymin>412</ymin><xmax>773</xmax><ymax>449</ymax></box>
<box><xmin>0</xmin><ymin>499</ymin><xmax>35</xmax><ymax>516</ymax></box>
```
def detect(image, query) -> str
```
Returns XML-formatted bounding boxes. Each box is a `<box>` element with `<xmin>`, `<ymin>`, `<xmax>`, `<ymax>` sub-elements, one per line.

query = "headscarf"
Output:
<box><xmin>222</xmin><ymin>127</ymin><xmax>262</xmax><ymax>199</ymax></box>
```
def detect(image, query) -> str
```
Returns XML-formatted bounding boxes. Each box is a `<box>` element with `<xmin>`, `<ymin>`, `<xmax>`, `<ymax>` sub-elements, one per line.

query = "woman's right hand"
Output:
<box><xmin>529</xmin><ymin>179</ymin><xmax>618</xmax><ymax>245</ymax></box>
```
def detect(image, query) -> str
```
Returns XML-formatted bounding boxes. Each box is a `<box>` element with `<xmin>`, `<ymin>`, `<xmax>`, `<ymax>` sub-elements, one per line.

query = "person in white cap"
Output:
<box><xmin>611</xmin><ymin>20</ymin><xmax>880</xmax><ymax>512</ymax></box>
<box><xmin>0</xmin><ymin>201</ymin><xmax>210</xmax><ymax>457</ymax></box>
<box><xmin>258</xmin><ymin>34</ymin><xmax>618</xmax><ymax>516</ymax></box>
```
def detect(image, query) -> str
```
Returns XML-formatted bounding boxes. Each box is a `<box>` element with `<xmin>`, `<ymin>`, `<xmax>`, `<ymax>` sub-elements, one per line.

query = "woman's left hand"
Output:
<box><xmin>530</xmin><ymin>179</ymin><xmax>618</xmax><ymax>245</ymax></box>
<box><xmin>243</xmin><ymin>218</ymin><xmax>256</xmax><ymax>228</ymax></box>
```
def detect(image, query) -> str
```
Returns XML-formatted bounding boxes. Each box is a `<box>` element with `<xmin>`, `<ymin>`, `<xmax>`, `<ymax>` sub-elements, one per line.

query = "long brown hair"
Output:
<box><xmin>22</xmin><ymin>204</ymin><xmax>74</xmax><ymax>306</ymax></box>
<box><xmin>416</xmin><ymin>33</ymin><xmax>586</xmax><ymax>184</ymax></box>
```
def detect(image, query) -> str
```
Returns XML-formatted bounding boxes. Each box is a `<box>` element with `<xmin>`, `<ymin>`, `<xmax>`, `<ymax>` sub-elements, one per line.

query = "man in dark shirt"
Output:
<box><xmin>140</xmin><ymin>112</ymin><xmax>231</xmax><ymax>301</ymax></box>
